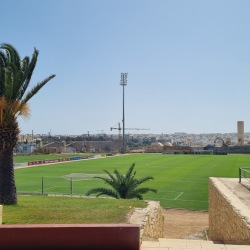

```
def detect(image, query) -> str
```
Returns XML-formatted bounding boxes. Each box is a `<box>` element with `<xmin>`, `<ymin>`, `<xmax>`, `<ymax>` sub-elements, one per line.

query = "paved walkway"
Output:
<box><xmin>141</xmin><ymin>239</ymin><xmax>250</xmax><ymax>249</ymax></box>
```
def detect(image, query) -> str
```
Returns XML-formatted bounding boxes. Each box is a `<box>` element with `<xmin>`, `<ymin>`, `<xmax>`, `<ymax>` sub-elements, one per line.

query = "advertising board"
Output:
<box><xmin>71</xmin><ymin>157</ymin><xmax>81</xmax><ymax>161</ymax></box>
<box><xmin>14</xmin><ymin>162</ymin><xmax>28</xmax><ymax>167</ymax></box>
<box><xmin>28</xmin><ymin>158</ymin><xmax>72</xmax><ymax>166</ymax></box>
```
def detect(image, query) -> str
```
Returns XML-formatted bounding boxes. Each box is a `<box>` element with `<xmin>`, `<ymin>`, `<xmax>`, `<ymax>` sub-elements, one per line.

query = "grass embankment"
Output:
<box><xmin>2</xmin><ymin>196</ymin><xmax>146</xmax><ymax>225</ymax></box>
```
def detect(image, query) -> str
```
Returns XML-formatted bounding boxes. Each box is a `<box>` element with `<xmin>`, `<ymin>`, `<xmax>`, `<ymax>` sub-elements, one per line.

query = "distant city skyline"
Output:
<box><xmin>17</xmin><ymin>126</ymin><xmax>249</xmax><ymax>137</ymax></box>
<box><xmin>2</xmin><ymin>1</ymin><xmax>250</xmax><ymax>134</ymax></box>
<box><xmin>19</xmin><ymin>131</ymin><xmax>250</xmax><ymax>136</ymax></box>
<box><xmin>19</xmin><ymin>130</ymin><xmax>250</xmax><ymax>149</ymax></box>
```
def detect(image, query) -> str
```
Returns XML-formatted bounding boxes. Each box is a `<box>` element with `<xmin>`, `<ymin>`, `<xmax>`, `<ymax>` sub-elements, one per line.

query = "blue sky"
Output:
<box><xmin>2</xmin><ymin>0</ymin><xmax>250</xmax><ymax>135</ymax></box>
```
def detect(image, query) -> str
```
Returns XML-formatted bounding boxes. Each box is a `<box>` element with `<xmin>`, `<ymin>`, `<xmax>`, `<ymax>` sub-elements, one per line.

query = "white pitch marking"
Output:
<box><xmin>146</xmin><ymin>197</ymin><xmax>208</xmax><ymax>203</ymax></box>
<box><xmin>158</xmin><ymin>191</ymin><xmax>182</xmax><ymax>193</ymax></box>
<box><xmin>174</xmin><ymin>192</ymin><xmax>183</xmax><ymax>200</ymax></box>
<box><xmin>34</xmin><ymin>185</ymin><xmax>70</xmax><ymax>193</ymax></box>
<box><xmin>15</xmin><ymin>176</ymin><xmax>40</xmax><ymax>181</ymax></box>
<box><xmin>155</xmin><ymin>179</ymin><xmax>207</xmax><ymax>184</ymax></box>
<box><xmin>42</xmin><ymin>186</ymin><xmax>59</xmax><ymax>191</ymax></box>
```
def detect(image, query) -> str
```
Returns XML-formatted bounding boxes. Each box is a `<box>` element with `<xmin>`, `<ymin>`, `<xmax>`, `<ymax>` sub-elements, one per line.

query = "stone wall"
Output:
<box><xmin>209</xmin><ymin>177</ymin><xmax>250</xmax><ymax>244</ymax></box>
<box><xmin>0</xmin><ymin>205</ymin><xmax>2</xmax><ymax>225</ymax></box>
<box><xmin>163</xmin><ymin>146</ymin><xmax>192</xmax><ymax>153</ymax></box>
<box><xmin>144</xmin><ymin>148</ymin><xmax>163</xmax><ymax>153</ymax></box>
<box><xmin>206</xmin><ymin>145</ymin><xmax>250</xmax><ymax>154</ymax></box>
<box><xmin>145</xmin><ymin>146</ymin><xmax>193</xmax><ymax>153</ymax></box>
<box><xmin>129</xmin><ymin>200</ymin><xmax>164</xmax><ymax>244</ymax></box>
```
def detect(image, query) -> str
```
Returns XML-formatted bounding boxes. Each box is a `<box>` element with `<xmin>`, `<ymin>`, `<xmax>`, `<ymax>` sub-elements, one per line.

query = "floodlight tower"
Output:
<box><xmin>120</xmin><ymin>73</ymin><xmax>128</xmax><ymax>154</ymax></box>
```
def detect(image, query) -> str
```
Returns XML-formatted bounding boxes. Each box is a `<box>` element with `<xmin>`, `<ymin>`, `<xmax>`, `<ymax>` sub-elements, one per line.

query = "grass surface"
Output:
<box><xmin>3</xmin><ymin>195</ymin><xmax>146</xmax><ymax>224</ymax></box>
<box><xmin>14</xmin><ymin>154</ymin><xmax>247</xmax><ymax>210</ymax></box>
<box><xmin>14</xmin><ymin>154</ymin><xmax>98</xmax><ymax>163</ymax></box>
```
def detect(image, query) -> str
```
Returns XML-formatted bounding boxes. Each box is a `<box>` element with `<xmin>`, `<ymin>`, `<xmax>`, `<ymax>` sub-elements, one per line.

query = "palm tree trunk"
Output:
<box><xmin>0</xmin><ymin>147</ymin><xmax>17</xmax><ymax>204</ymax></box>
<box><xmin>0</xmin><ymin>126</ymin><xmax>19</xmax><ymax>205</ymax></box>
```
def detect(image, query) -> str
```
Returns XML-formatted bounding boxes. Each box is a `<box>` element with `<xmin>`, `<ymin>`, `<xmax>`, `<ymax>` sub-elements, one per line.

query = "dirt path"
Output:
<box><xmin>162</xmin><ymin>208</ymin><xmax>209</xmax><ymax>240</ymax></box>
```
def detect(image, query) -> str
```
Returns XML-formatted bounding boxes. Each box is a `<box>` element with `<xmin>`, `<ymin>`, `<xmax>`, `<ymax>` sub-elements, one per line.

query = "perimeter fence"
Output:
<box><xmin>16</xmin><ymin>174</ymin><xmax>115</xmax><ymax>196</ymax></box>
<box><xmin>239</xmin><ymin>167</ymin><xmax>250</xmax><ymax>190</ymax></box>
<box><xmin>15</xmin><ymin>154</ymin><xmax>118</xmax><ymax>196</ymax></box>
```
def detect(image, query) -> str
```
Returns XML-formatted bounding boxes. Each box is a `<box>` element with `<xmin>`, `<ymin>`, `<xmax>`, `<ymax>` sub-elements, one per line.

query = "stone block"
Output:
<box><xmin>209</xmin><ymin>177</ymin><xmax>250</xmax><ymax>244</ymax></box>
<box><xmin>129</xmin><ymin>200</ymin><xmax>164</xmax><ymax>242</ymax></box>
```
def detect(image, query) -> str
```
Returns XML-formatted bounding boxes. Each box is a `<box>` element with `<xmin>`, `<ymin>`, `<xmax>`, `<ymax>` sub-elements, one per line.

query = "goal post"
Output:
<box><xmin>193</xmin><ymin>150</ymin><xmax>213</xmax><ymax>155</ymax></box>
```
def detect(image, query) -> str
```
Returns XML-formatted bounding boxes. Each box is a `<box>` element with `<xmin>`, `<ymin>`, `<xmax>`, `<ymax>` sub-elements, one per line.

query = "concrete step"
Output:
<box><xmin>141</xmin><ymin>238</ymin><xmax>250</xmax><ymax>250</ymax></box>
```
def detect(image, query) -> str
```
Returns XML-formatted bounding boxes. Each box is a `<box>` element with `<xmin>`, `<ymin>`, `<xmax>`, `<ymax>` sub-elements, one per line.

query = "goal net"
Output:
<box><xmin>193</xmin><ymin>150</ymin><xmax>213</xmax><ymax>155</ymax></box>
<box><xmin>61</xmin><ymin>173</ymin><xmax>124</xmax><ymax>181</ymax></box>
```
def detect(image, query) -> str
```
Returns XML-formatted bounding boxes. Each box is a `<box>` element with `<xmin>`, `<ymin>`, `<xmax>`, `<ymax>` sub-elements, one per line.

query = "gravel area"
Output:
<box><xmin>162</xmin><ymin>208</ymin><xmax>209</xmax><ymax>240</ymax></box>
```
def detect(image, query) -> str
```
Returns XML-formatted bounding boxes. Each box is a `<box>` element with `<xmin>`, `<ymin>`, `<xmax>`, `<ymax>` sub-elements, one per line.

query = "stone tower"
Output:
<box><xmin>237</xmin><ymin>121</ymin><xmax>244</xmax><ymax>145</ymax></box>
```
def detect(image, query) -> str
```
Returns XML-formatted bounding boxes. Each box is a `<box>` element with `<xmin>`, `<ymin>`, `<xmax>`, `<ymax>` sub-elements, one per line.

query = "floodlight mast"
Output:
<box><xmin>120</xmin><ymin>73</ymin><xmax>127</xmax><ymax>154</ymax></box>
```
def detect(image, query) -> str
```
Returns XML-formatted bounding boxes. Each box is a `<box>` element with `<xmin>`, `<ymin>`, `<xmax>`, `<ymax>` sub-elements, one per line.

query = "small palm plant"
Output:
<box><xmin>85</xmin><ymin>163</ymin><xmax>157</xmax><ymax>200</ymax></box>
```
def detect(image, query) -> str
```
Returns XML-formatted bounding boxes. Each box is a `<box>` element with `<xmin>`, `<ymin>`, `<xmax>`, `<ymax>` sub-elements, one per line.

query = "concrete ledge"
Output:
<box><xmin>209</xmin><ymin>177</ymin><xmax>250</xmax><ymax>244</ymax></box>
<box><xmin>0</xmin><ymin>205</ymin><xmax>2</xmax><ymax>225</ymax></box>
<box><xmin>0</xmin><ymin>224</ymin><xmax>140</xmax><ymax>250</ymax></box>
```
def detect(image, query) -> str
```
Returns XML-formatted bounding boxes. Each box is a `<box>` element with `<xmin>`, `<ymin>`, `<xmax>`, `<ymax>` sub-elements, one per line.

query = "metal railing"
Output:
<box><xmin>239</xmin><ymin>167</ymin><xmax>250</xmax><ymax>190</ymax></box>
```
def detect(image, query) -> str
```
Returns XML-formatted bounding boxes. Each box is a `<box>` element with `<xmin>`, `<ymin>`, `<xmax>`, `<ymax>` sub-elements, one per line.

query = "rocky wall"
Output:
<box><xmin>209</xmin><ymin>177</ymin><xmax>250</xmax><ymax>244</ymax></box>
<box><xmin>129</xmin><ymin>200</ymin><xmax>164</xmax><ymax>244</ymax></box>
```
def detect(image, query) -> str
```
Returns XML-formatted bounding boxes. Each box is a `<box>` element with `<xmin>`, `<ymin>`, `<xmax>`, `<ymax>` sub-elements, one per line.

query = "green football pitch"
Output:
<box><xmin>14</xmin><ymin>154</ymin><xmax>248</xmax><ymax>210</ymax></box>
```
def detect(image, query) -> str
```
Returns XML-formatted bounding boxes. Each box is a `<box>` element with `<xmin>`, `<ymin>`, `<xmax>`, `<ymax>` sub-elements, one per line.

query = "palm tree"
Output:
<box><xmin>85</xmin><ymin>163</ymin><xmax>157</xmax><ymax>200</ymax></box>
<box><xmin>0</xmin><ymin>44</ymin><xmax>55</xmax><ymax>205</ymax></box>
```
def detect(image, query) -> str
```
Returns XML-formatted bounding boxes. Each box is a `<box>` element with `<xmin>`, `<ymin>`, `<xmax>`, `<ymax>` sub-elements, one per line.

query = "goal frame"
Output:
<box><xmin>61</xmin><ymin>173</ymin><xmax>125</xmax><ymax>181</ymax></box>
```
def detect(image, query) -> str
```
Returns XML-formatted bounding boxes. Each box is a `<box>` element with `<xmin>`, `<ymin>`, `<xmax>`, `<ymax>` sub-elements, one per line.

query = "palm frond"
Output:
<box><xmin>134</xmin><ymin>194</ymin><xmax>143</xmax><ymax>200</ymax></box>
<box><xmin>0</xmin><ymin>50</ymin><xmax>8</xmax><ymax>68</ymax></box>
<box><xmin>22</xmin><ymin>74</ymin><xmax>56</xmax><ymax>104</ymax></box>
<box><xmin>85</xmin><ymin>187</ymin><xmax>120</xmax><ymax>199</ymax></box>
<box><xmin>5</xmin><ymin>62</ymin><xmax>22</xmax><ymax>101</ymax></box>
<box><xmin>127</xmin><ymin>187</ymin><xmax>157</xmax><ymax>200</ymax></box>
<box><xmin>0</xmin><ymin>47</ymin><xmax>21</xmax><ymax>99</ymax></box>
<box><xmin>0</xmin><ymin>44</ymin><xmax>56</xmax><ymax>124</ymax></box>
<box><xmin>135</xmin><ymin>176</ymin><xmax>154</xmax><ymax>184</ymax></box>
<box><xmin>17</xmin><ymin>48</ymin><xmax>38</xmax><ymax>100</ymax></box>
<box><xmin>4</xmin><ymin>66</ymin><xmax>14</xmax><ymax>99</ymax></box>
<box><xmin>125</xmin><ymin>163</ymin><xmax>135</xmax><ymax>179</ymax></box>
<box><xmin>0</xmin><ymin>44</ymin><xmax>21</xmax><ymax>69</ymax></box>
<box><xmin>102</xmin><ymin>169</ymin><xmax>116</xmax><ymax>182</ymax></box>
<box><xmin>96</xmin><ymin>192</ymin><xmax>106</xmax><ymax>197</ymax></box>
<box><xmin>127</xmin><ymin>170</ymin><xmax>137</xmax><ymax>184</ymax></box>
<box><xmin>0</xmin><ymin>51</ymin><xmax>7</xmax><ymax>96</ymax></box>
<box><xmin>113</xmin><ymin>169</ymin><xmax>123</xmax><ymax>183</ymax></box>
<box><xmin>133</xmin><ymin>187</ymin><xmax>157</xmax><ymax>194</ymax></box>
<box><xmin>85</xmin><ymin>163</ymin><xmax>157</xmax><ymax>200</ymax></box>
<box><xmin>137</xmin><ymin>194</ymin><xmax>143</xmax><ymax>200</ymax></box>
<box><xmin>17</xmin><ymin>102</ymin><xmax>31</xmax><ymax>119</ymax></box>
<box><xmin>21</xmin><ymin>56</ymin><xmax>30</xmax><ymax>74</ymax></box>
<box><xmin>93</xmin><ymin>176</ymin><xmax>117</xmax><ymax>189</ymax></box>
<box><xmin>0</xmin><ymin>44</ymin><xmax>22</xmax><ymax>99</ymax></box>
<box><xmin>0</xmin><ymin>50</ymin><xmax>7</xmax><ymax>96</ymax></box>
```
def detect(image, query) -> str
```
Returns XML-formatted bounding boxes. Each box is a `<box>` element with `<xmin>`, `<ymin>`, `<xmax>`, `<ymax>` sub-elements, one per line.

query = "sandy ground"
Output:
<box><xmin>162</xmin><ymin>208</ymin><xmax>209</xmax><ymax>240</ymax></box>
